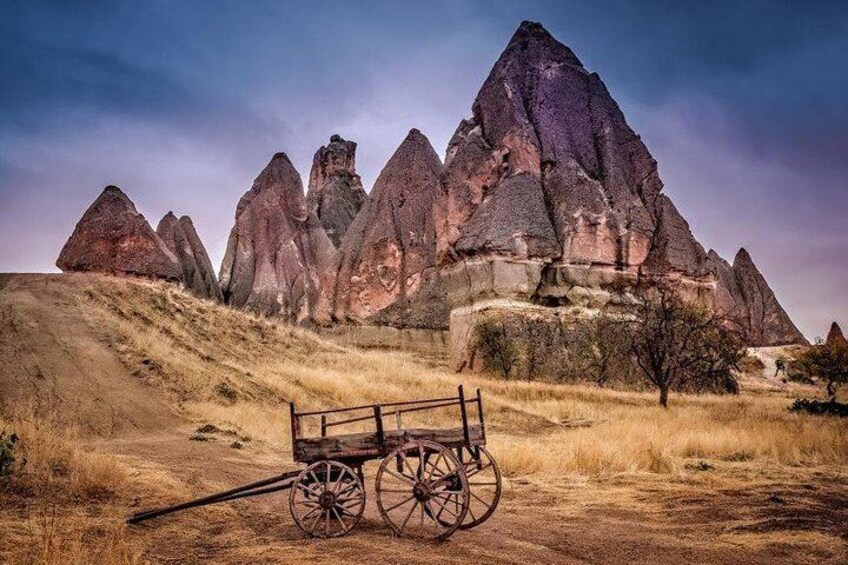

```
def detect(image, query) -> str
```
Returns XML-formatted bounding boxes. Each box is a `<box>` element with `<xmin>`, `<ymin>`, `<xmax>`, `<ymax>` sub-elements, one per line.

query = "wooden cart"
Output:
<box><xmin>127</xmin><ymin>385</ymin><xmax>501</xmax><ymax>541</ymax></box>
<box><xmin>288</xmin><ymin>385</ymin><xmax>501</xmax><ymax>540</ymax></box>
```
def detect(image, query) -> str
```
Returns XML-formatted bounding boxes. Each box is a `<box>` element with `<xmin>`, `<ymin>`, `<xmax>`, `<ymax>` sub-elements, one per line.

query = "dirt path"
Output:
<box><xmin>0</xmin><ymin>274</ymin><xmax>180</xmax><ymax>435</ymax></box>
<box><xmin>103</xmin><ymin>429</ymin><xmax>847</xmax><ymax>565</ymax></box>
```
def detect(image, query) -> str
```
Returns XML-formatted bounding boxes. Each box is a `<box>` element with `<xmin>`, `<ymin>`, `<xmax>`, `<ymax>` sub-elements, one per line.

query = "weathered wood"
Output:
<box><xmin>293</xmin><ymin>425</ymin><xmax>485</xmax><ymax>463</ymax></box>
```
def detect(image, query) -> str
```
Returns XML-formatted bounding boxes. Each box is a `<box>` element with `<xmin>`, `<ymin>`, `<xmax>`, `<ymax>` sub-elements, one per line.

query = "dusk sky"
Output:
<box><xmin>2</xmin><ymin>1</ymin><xmax>846</xmax><ymax>339</ymax></box>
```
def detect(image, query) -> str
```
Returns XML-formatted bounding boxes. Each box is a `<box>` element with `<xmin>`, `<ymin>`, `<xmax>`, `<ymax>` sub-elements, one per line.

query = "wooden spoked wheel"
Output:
<box><xmin>289</xmin><ymin>460</ymin><xmax>365</xmax><ymax>538</ymax></box>
<box><xmin>375</xmin><ymin>440</ymin><xmax>469</xmax><ymax>540</ymax></box>
<box><xmin>455</xmin><ymin>446</ymin><xmax>501</xmax><ymax>529</ymax></box>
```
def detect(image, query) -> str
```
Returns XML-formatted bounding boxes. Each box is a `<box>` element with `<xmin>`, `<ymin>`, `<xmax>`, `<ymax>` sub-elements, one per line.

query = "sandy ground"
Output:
<box><xmin>99</xmin><ymin>428</ymin><xmax>846</xmax><ymax>564</ymax></box>
<box><xmin>1</xmin><ymin>274</ymin><xmax>846</xmax><ymax>564</ymax></box>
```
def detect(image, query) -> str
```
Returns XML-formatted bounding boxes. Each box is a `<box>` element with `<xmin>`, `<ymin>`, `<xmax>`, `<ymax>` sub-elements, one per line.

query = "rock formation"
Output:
<box><xmin>706</xmin><ymin>248</ymin><xmax>807</xmax><ymax>346</ymax></box>
<box><xmin>219</xmin><ymin>152</ymin><xmax>337</xmax><ymax>322</ymax></box>
<box><xmin>432</xmin><ymin>21</ymin><xmax>804</xmax><ymax>369</ymax></box>
<box><xmin>306</xmin><ymin>135</ymin><xmax>368</xmax><ymax>247</ymax></box>
<box><xmin>825</xmin><ymin>322</ymin><xmax>845</xmax><ymax>345</ymax></box>
<box><xmin>156</xmin><ymin>212</ymin><xmax>223</xmax><ymax>301</ymax></box>
<box><xmin>327</xmin><ymin>129</ymin><xmax>447</xmax><ymax>327</ymax></box>
<box><xmin>57</xmin><ymin>186</ymin><xmax>182</xmax><ymax>281</ymax></box>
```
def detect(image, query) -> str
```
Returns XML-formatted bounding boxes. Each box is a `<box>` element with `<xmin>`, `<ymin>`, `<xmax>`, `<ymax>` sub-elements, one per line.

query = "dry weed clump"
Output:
<box><xmin>8</xmin><ymin>507</ymin><xmax>141</xmax><ymax>565</ymax></box>
<box><xmin>0</xmin><ymin>408</ymin><xmax>127</xmax><ymax>501</ymax></box>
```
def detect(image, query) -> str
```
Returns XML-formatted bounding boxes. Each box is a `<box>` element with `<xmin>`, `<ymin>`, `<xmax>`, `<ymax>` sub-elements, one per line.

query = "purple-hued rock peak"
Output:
<box><xmin>219</xmin><ymin>152</ymin><xmax>336</xmax><ymax>321</ymax></box>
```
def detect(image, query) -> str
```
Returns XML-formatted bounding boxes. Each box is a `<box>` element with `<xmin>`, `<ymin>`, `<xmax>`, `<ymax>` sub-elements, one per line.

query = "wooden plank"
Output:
<box><xmin>293</xmin><ymin>425</ymin><xmax>485</xmax><ymax>463</ymax></box>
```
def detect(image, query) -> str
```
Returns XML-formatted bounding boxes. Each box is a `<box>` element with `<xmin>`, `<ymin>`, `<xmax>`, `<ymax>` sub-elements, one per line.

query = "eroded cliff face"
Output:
<box><xmin>156</xmin><ymin>212</ymin><xmax>223</xmax><ymax>301</ymax></box>
<box><xmin>57</xmin><ymin>186</ymin><xmax>182</xmax><ymax>281</ymax></box>
<box><xmin>433</xmin><ymin>21</ymin><xmax>720</xmax><ymax>368</ymax></box>
<box><xmin>306</xmin><ymin>135</ymin><xmax>368</xmax><ymax>247</ymax></box>
<box><xmin>327</xmin><ymin>129</ymin><xmax>448</xmax><ymax>328</ymax></box>
<box><xmin>432</xmin><ymin>21</ymin><xmax>809</xmax><ymax>369</ymax></box>
<box><xmin>435</xmin><ymin>22</ymin><xmax>713</xmax><ymax>311</ymax></box>
<box><xmin>219</xmin><ymin>153</ymin><xmax>336</xmax><ymax>322</ymax></box>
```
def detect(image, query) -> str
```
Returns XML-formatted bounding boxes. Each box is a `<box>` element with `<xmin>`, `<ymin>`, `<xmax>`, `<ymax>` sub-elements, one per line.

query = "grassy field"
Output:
<box><xmin>1</xmin><ymin>274</ymin><xmax>846</xmax><ymax>564</ymax></box>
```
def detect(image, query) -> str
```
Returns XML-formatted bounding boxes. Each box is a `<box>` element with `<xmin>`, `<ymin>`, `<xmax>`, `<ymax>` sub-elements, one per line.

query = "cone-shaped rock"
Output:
<box><xmin>437</xmin><ymin>21</ymin><xmax>803</xmax><ymax>370</ymax></box>
<box><xmin>156</xmin><ymin>212</ymin><xmax>223</xmax><ymax>301</ymax></box>
<box><xmin>328</xmin><ymin>129</ymin><xmax>446</xmax><ymax>326</ymax></box>
<box><xmin>706</xmin><ymin>248</ymin><xmax>807</xmax><ymax>345</ymax></box>
<box><xmin>434</xmin><ymin>21</ymin><xmax>711</xmax><ymax>319</ymax></box>
<box><xmin>435</xmin><ymin>21</ymin><xmax>706</xmax><ymax>275</ymax></box>
<box><xmin>56</xmin><ymin>186</ymin><xmax>181</xmax><ymax>280</ymax></box>
<box><xmin>219</xmin><ymin>153</ymin><xmax>336</xmax><ymax>322</ymax></box>
<box><xmin>306</xmin><ymin>135</ymin><xmax>368</xmax><ymax>246</ymax></box>
<box><xmin>826</xmin><ymin>322</ymin><xmax>846</xmax><ymax>345</ymax></box>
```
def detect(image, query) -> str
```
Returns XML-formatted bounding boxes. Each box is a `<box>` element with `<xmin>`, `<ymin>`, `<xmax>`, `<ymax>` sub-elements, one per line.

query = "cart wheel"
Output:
<box><xmin>375</xmin><ymin>440</ymin><xmax>469</xmax><ymax>540</ymax></box>
<box><xmin>455</xmin><ymin>446</ymin><xmax>502</xmax><ymax>529</ymax></box>
<box><xmin>289</xmin><ymin>460</ymin><xmax>365</xmax><ymax>538</ymax></box>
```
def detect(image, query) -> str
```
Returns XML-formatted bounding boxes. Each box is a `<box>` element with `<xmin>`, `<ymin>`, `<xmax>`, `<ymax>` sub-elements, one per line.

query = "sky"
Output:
<box><xmin>1</xmin><ymin>1</ymin><xmax>846</xmax><ymax>340</ymax></box>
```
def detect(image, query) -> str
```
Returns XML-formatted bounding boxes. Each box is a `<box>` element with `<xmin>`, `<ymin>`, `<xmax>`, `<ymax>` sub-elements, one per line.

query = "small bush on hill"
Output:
<box><xmin>792</xmin><ymin>338</ymin><xmax>848</xmax><ymax>399</ymax></box>
<box><xmin>738</xmin><ymin>355</ymin><xmax>765</xmax><ymax>376</ymax></box>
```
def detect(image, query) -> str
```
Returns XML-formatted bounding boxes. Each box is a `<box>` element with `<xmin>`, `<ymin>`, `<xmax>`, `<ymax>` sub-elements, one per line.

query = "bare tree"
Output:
<box><xmin>627</xmin><ymin>284</ymin><xmax>743</xmax><ymax>407</ymax></box>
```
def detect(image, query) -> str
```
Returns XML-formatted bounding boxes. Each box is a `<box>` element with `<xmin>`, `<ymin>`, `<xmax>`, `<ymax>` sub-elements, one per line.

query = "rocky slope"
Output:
<box><xmin>327</xmin><ymin>129</ymin><xmax>447</xmax><ymax>327</ymax></box>
<box><xmin>156</xmin><ymin>212</ymin><xmax>223</xmax><ymax>301</ymax></box>
<box><xmin>306</xmin><ymin>135</ymin><xmax>368</xmax><ymax>247</ymax></box>
<box><xmin>219</xmin><ymin>152</ymin><xmax>336</xmax><ymax>322</ymax></box>
<box><xmin>705</xmin><ymin>248</ymin><xmax>807</xmax><ymax>345</ymax></box>
<box><xmin>56</xmin><ymin>186</ymin><xmax>182</xmax><ymax>281</ymax></box>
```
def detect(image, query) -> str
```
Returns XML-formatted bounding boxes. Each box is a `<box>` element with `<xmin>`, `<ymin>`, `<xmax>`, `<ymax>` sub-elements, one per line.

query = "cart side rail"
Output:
<box><xmin>289</xmin><ymin>385</ymin><xmax>486</xmax><ymax>447</ymax></box>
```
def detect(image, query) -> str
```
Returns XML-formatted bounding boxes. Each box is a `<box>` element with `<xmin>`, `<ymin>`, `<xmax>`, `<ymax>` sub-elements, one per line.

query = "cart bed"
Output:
<box><xmin>294</xmin><ymin>424</ymin><xmax>484</xmax><ymax>463</ymax></box>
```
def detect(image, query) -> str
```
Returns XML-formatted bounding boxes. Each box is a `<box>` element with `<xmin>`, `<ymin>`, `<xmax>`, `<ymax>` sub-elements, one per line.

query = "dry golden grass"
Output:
<box><xmin>74</xmin><ymin>276</ymin><xmax>848</xmax><ymax>479</ymax></box>
<box><xmin>2</xmin><ymin>274</ymin><xmax>846</xmax><ymax>563</ymax></box>
<box><xmin>0</xmin><ymin>406</ymin><xmax>128</xmax><ymax>500</ymax></box>
<box><xmin>0</xmin><ymin>407</ymin><xmax>142</xmax><ymax>564</ymax></box>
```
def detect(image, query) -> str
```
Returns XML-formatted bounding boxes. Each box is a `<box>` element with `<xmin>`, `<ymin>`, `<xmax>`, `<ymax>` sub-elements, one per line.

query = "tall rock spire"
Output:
<box><xmin>327</xmin><ymin>129</ymin><xmax>446</xmax><ymax>326</ymax></box>
<box><xmin>219</xmin><ymin>152</ymin><xmax>336</xmax><ymax>322</ymax></box>
<box><xmin>435</xmin><ymin>20</ymin><xmax>701</xmax><ymax>274</ymax></box>
<box><xmin>706</xmin><ymin>248</ymin><xmax>807</xmax><ymax>345</ymax></box>
<box><xmin>156</xmin><ymin>212</ymin><xmax>223</xmax><ymax>301</ymax></box>
<box><xmin>306</xmin><ymin>135</ymin><xmax>368</xmax><ymax>246</ymax></box>
<box><xmin>56</xmin><ymin>186</ymin><xmax>182</xmax><ymax>281</ymax></box>
<box><xmin>434</xmin><ymin>21</ymin><xmax>804</xmax><ymax>370</ymax></box>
